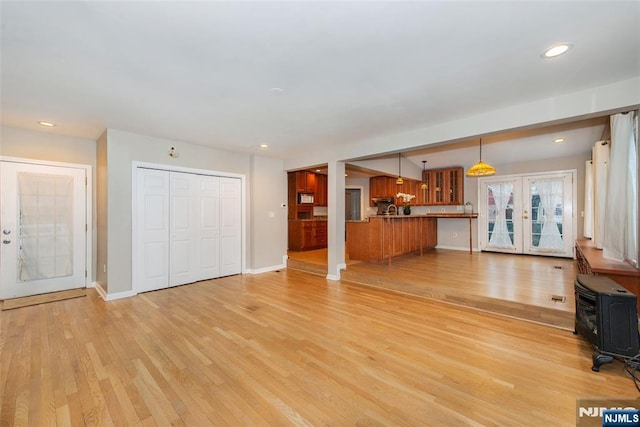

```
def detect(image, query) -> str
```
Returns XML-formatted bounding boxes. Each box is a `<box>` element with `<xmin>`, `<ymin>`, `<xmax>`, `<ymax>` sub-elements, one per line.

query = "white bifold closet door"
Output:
<box><xmin>136</xmin><ymin>168</ymin><xmax>240</xmax><ymax>293</ymax></box>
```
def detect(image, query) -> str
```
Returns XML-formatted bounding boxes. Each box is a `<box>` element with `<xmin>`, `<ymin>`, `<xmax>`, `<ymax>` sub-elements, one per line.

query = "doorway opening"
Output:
<box><xmin>345</xmin><ymin>188</ymin><xmax>362</xmax><ymax>221</ymax></box>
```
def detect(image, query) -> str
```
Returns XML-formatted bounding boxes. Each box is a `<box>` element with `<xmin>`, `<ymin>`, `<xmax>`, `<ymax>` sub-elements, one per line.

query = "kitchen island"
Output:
<box><xmin>346</xmin><ymin>215</ymin><xmax>438</xmax><ymax>264</ymax></box>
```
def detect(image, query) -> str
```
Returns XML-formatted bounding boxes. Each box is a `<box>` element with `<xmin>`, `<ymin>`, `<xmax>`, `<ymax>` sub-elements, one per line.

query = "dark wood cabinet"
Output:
<box><xmin>370</xmin><ymin>168</ymin><xmax>463</xmax><ymax>207</ymax></box>
<box><xmin>315</xmin><ymin>174</ymin><xmax>328</xmax><ymax>206</ymax></box>
<box><xmin>288</xmin><ymin>172</ymin><xmax>317</xmax><ymax>219</ymax></box>
<box><xmin>346</xmin><ymin>217</ymin><xmax>437</xmax><ymax>262</ymax></box>
<box><xmin>422</xmin><ymin>166</ymin><xmax>464</xmax><ymax>205</ymax></box>
<box><xmin>288</xmin><ymin>220</ymin><xmax>327</xmax><ymax>251</ymax></box>
<box><xmin>369</xmin><ymin>175</ymin><xmax>403</xmax><ymax>206</ymax></box>
<box><xmin>295</xmin><ymin>171</ymin><xmax>316</xmax><ymax>193</ymax></box>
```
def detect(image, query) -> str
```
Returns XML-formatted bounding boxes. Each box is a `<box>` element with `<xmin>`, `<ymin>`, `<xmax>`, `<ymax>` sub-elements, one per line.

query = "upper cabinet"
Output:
<box><xmin>294</xmin><ymin>171</ymin><xmax>316</xmax><ymax>193</ymax></box>
<box><xmin>423</xmin><ymin>166</ymin><xmax>464</xmax><ymax>205</ymax></box>
<box><xmin>369</xmin><ymin>175</ymin><xmax>398</xmax><ymax>205</ymax></box>
<box><xmin>368</xmin><ymin>166</ymin><xmax>463</xmax><ymax>207</ymax></box>
<box><xmin>315</xmin><ymin>174</ymin><xmax>328</xmax><ymax>206</ymax></box>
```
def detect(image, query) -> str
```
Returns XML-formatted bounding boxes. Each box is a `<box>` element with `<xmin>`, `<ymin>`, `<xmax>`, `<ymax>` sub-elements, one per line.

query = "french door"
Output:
<box><xmin>478</xmin><ymin>171</ymin><xmax>575</xmax><ymax>258</ymax></box>
<box><xmin>0</xmin><ymin>160</ymin><xmax>88</xmax><ymax>299</ymax></box>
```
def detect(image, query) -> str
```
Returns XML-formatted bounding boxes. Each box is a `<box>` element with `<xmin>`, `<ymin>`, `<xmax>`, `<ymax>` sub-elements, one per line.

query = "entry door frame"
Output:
<box><xmin>131</xmin><ymin>161</ymin><xmax>246</xmax><ymax>295</ymax></box>
<box><xmin>0</xmin><ymin>156</ymin><xmax>93</xmax><ymax>292</ymax></box>
<box><xmin>477</xmin><ymin>169</ymin><xmax>577</xmax><ymax>258</ymax></box>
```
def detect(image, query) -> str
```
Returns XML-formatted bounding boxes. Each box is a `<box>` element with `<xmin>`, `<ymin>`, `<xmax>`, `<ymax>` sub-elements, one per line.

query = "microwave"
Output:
<box><xmin>298</xmin><ymin>193</ymin><xmax>314</xmax><ymax>204</ymax></box>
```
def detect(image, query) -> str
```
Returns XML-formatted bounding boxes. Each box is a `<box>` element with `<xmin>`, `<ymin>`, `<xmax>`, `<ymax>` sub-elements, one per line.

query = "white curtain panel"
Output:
<box><xmin>603</xmin><ymin>112</ymin><xmax>637</xmax><ymax>263</ymax></box>
<box><xmin>488</xmin><ymin>181</ymin><xmax>514</xmax><ymax>248</ymax></box>
<box><xmin>17</xmin><ymin>172</ymin><xmax>74</xmax><ymax>281</ymax></box>
<box><xmin>592</xmin><ymin>141</ymin><xmax>609</xmax><ymax>249</ymax></box>
<box><xmin>535</xmin><ymin>179</ymin><xmax>564</xmax><ymax>251</ymax></box>
<box><xmin>583</xmin><ymin>160</ymin><xmax>594</xmax><ymax>238</ymax></box>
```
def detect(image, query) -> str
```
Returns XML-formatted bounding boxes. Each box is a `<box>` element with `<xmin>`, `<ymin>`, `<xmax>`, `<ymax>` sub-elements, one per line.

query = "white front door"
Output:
<box><xmin>0</xmin><ymin>161</ymin><xmax>87</xmax><ymax>299</ymax></box>
<box><xmin>479</xmin><ymin>171</ymin><xmax>575</xmax><ymax>258</ymax></box>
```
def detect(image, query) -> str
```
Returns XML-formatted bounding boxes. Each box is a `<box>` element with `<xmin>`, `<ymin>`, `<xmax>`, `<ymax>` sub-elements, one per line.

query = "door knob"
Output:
<box><xmin>523</xmin><ymin>216</ymin><xmax>529</xmax><ymax>219</ymax></box>
<box><xmin>2</xmin><ymin>229</ymin><xmax>10</xmax><ymax>235</ymax></box>
<box><xmin>2</xmin><ymin>239</ymin><xmax>10</xmax><ymax>244</ymax></box>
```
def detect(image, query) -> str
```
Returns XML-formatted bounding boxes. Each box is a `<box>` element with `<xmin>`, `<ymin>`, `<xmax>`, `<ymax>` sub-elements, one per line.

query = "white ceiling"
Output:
<box><xmin>1</xmin><ymin>1</ymin><xmax>638</xmax><ymax>166</ymax></box>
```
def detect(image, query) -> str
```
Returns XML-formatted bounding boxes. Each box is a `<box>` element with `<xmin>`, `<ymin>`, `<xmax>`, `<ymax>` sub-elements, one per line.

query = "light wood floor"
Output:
<box><xmin>289</xmin><ymin>248</ymin><xmax>577</xmax><ymax>329</ymax></box>
<box><xmin>0</xmin><ymin>269</ymin><xmax>635</xmax><ymax>426</ymax></box>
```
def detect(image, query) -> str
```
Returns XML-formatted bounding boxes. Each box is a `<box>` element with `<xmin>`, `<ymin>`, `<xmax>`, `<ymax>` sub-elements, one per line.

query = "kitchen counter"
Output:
<box><xmin>346</xmin><ymin>213</ymin><xmax>478</xmax><ymax>259</ymax></box>
<box><xmin>346</xmin><ymin>216</ymin><xmax>437</xmax><ymax>264</ymax></box>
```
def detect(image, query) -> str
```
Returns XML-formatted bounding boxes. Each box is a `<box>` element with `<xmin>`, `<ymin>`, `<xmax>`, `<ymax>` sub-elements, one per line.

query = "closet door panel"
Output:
<box><xmin>170</xmin><ymin>172</ymin><xmax>197</xmax><ymax>286</ymax></box>
<box><xmin>220</xmin><ymin>177</ymin><xmax>241</xmax><ymax>276</ymax></box>
<box><xmin>137</xmin><ymin>169</ymin><xmax>170</xmax><ymax>292</ymax></box>
<box><xmin>196</xmin><ymin>175</ymin><xmax>220</xmax><ymax>281</ymax></box>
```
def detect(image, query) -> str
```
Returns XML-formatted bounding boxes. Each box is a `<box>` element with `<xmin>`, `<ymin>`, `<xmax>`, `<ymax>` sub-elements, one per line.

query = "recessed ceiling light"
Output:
<box><xmin>315</xmin><ymin>169</ymin><xmax>321</xmax><ymax>172</ymax></box>
<box><xmin>542</xmin><ymin>43</ymin><xmax>572</xmax><ymax>59</ymax></box>
<box><xmin>38</xmin><ymin>121</ymin><xmax>56</xmax><ymax>127</ymax></box>
<box><xmin>259</xmin><ymin>144</ymin><xmax>268</xmax><ymax>148</ymax></box>
<box><xmin>554</xmin><ymin>137</ymin><xmax>566</xmax><ymax>143</ymax></box>
<box><xmin>270</xmin><ymin>87</ymin><xmax>284</xmax><ymax>95</ymax></box>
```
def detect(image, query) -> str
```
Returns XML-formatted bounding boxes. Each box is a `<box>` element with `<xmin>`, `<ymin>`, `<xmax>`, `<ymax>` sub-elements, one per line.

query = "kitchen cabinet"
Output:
<box><xmin>370</xmin><ymin>175</ymin><xmax>403</xmax><ymax>206</ymax></box>
<box><xmin>288</xmin><ymin>220</ymin><xmax>328</xmax><ymax>251</ymax></box>
<box><xmin>422</xmin><ymin>166</ymin><xmax>464</xmax><ymax>205</ymax></box>
<box><xmin>346</xmin><ymin>216</ymin><xmax>437</xmax><ymax>262</ymax></box>
<box><xmin>288</xmin><ymin>172</ymin><xmax>316</xmax><ymax>219</ymax></box>
<box><xmin>294</xmin><ymin>171</ymin><xmax>316</xmax><ymax>193</ymax></box>
<box><xmin>369</xmin><ymin>176</ymin><xmax>387</xmax><ymax>200</ymax></box>
<box><xmin>315</xmin><ymin>174</ymin><xmax>328</xmax><ymax>206</ymax></box>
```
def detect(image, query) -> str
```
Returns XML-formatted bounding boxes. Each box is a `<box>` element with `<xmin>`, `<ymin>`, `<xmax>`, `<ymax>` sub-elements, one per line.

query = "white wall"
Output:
<box><xmin>0</xmin><ymin>126</ymin><xmax>99</xmax><ymax>280</ymax></box>
<box><xmin>249</xmin><ymin>156</ymin><xmax>288</xmax><ymax>272</ymax></box>
<box><xmin>96</xmin><ymin>131</ymin><xmax>108</xmax><ymax>290</ymax></box>
<box><xmin>101</xmin><ymin>129</ymin><xmax>285</xmax><ymax>295</ymax></box>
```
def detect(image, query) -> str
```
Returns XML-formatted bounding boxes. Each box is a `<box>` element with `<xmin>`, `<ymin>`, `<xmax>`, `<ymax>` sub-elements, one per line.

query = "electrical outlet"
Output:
<box><xmin>456</xmin><ymin>205</ymin><xmax>463</xmax><ymax>211</ymax></box>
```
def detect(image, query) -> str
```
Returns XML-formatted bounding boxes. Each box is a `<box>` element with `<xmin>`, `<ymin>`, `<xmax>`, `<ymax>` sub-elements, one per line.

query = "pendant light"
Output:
<box><xmin>466</xmin><ymin>138</ymin><xmax>496</xmax><ymax>177</ymax></box>
<box><xmin>420</xmin><ymin>160</ymin><xmax>427</xmax><ymax>190</ymax></box>
<box><xmin>396</xmin><ymin>153</ymin><xmax>404</xmax><ymax>184</ymax></box>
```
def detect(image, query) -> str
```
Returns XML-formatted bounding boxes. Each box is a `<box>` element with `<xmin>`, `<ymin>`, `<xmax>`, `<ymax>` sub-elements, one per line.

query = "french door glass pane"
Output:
<box><xmin>487</xmin><ymin>181</ymin><xmax>514</xmax><ymax>247</ymax></box>
<box><xmin>529</xmin><ymin>178</ymin><xmax>564</xmax><ymax>251</ymax></box>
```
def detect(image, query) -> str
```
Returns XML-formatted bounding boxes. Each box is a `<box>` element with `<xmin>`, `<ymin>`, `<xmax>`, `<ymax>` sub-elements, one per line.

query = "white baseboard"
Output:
<box><xmin>435</xmin><ymin>245</ymin><xmax>479</xmax><ymax>252</ymax></box>
<box><xmin>246</xmin><ymin>263</ymin><xmax>287</xmax><ymax>274</ymax></box>
<box><xmin>94</xmin><ymin>282</ymin><xmax>136</xmax><ymax>301</ymax></box>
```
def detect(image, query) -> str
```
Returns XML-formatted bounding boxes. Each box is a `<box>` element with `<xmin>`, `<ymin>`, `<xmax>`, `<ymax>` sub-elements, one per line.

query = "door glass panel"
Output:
<box><xmin>17</xmin><ymin>172</ymin><xmax>74</xmax><ymax>281</ymax></box>
<box><xmin>530</xmin><ymin>178</ymin><xmax>564</xmax><ymax>252</ymax></box>
<box><xmin>487</xmin><ymin>181</ymin><xmax>515</xmax><ymax>248</ymax></box>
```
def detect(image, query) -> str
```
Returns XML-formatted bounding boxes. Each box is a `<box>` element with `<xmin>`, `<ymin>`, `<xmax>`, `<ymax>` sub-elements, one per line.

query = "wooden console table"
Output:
<box><xmin>575</xmin><ymin>239</ymin><xmax>640</xmax><ymax>312</ymax></box>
